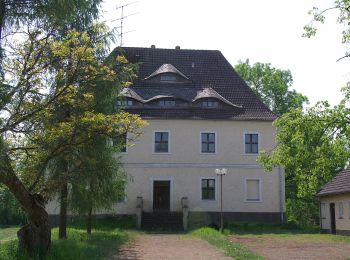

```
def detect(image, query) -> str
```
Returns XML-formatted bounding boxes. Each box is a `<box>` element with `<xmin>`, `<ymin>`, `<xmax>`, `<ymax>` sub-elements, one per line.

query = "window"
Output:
<box><xmin>245</xmin><ymin>179</ymin><xmax>261</xmax><ymax>201</ymax></box>
<box><xmin>159</xmin><ymin>100</ymin><xmax>176</xmax><ymax>107</ymax></box>
<box><xmin>117</xmin><ymin>100</ymin><xmax>133</xmax><ymax>107</ymax></box>
<box><xmin>202</xmin><ymin>100</ymin><xmax>218</xmax><ymax>108</ymax></box>
<box><xmin>154</xmin><ymin>132</ymin><xmax>169</xmax><ymax>153</ymax></box>
<box><xmin>160</xmin><ymin>74</ymin><xmax>176</xmax><ymax>81</ymax></box>
<box><xmin>201</xmin><ymin>132</ymin><xmax>216</xmax><ymax>153</ymax></box>
<box><xmin>202</xmin><ymin>179</ymin><xmax>215</xmax><ymax>200</ymax></box>
<box><xmin>348</xmin><ymin>202</ymin><xmax>350</xmax><ymax>219</ymax></box>
<box><xmin>245</xmin><ymin>133</ymin><xmax>259</xmax><ymax>154</ymax></box>
<box><xmin>321</xmin><ymin>203</ymin><xmax>326</xmax><ymax>219</ymax></box>
<box><xmin>113</xmin><ymin>132</ymin><xmax>127</xmax><ymax>153</ymax></box>
<box><xmin>339</xmin><ymin>202</ymin><xmax>344</xmax><ymax>219</ymax></box>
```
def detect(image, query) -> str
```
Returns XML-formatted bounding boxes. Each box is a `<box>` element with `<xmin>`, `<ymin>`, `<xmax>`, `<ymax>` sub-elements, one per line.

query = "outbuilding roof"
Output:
<box><xmin>317</xmin><ymin>168</ymin><xmax>350</xmax><ymax>197</ymax></box>
<box><xmin>112</xmin><ymin>46</ymin><xmax>277</xmax><ymax>121</ymax></box>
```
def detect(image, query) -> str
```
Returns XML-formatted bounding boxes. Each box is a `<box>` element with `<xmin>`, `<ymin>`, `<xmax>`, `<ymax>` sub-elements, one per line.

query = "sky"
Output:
<box><xmin>101</xmin><ymin>0</ymin><xmax>350</xmax><ymax>107</ymax></box>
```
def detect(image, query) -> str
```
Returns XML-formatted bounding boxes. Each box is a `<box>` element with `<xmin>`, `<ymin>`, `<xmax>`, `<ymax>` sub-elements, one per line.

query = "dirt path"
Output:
<box><xmin>228</xmin><ymin>235</ymin><xmax>350</xmax><ymax>260</ymax></box>
<box><xmin>113</xmin><ymin>234</ymin><xmax>233</xmax><ymax>260</ymax></box>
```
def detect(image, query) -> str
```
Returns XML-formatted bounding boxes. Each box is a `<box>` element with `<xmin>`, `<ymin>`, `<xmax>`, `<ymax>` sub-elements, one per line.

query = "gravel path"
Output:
<box><xmin>228</xmin><ymin>235</ymin><xmax>350</xmax><ymax>260</ymax></box>
<box><xmin>113</xmin><ymin>234</ymin><xmax>233</xmax><ymax>260</ymax></box>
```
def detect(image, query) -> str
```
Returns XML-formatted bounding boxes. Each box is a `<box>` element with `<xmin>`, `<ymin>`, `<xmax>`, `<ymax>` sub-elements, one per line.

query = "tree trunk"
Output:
<box><xmin>1</xmin><ymin>170</ymin><xmax>51</xmax><ymax>256</ymax></box>
<box><xmin>58</xmin><ymin>181</ymin><xmax>68</xmax><ymax>239</ymax></box>
<box><xmin>86</xmin><ymin>207</ymin><xmax>92</xmax><ymax>235</ymax></box>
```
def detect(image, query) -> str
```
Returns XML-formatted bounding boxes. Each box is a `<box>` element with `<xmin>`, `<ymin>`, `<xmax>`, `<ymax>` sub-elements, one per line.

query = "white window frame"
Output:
<box><xmin>339</xmin><ymin>202</ymin><xmax>344</xmax><ymax>219</ymax></box>
<box><xmin>243</xmin><ymin>132</ymin><xmax>260</xmax><ymax>155</ymax></box>
<box><xmin>200</xmin><ymin>131</ymin><xmax>217</xmax><ymax>154</ymax></box>
<box><xmin>160</xmin><ymin>74</ymin><xmax>177</xmax><ymax>81</ymax></box>
<box><xmin>321</xmin><ymin>203</ymin><xmax>326</xmax><ymax>219</ymax></box>
<box><xmin>244</xmin><ymin>178</ymin><xmax>262</xmax><ymax>202</ymax></box>
<box><xmin>200</xmin><ymin>177</ymin><xmax>217</xmax><ymax>201</ymax></box>
<box><xmin>153</xmin><ymin>130</ymin><xmax>171</xmax><ymax>154</ymax></box>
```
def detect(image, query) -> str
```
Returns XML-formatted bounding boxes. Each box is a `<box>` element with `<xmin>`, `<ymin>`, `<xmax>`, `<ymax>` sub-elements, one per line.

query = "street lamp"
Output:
<box><xmin>215</xmin><ymin>168</ymin><xmax>227</xmax><ymax>233</ymax></box>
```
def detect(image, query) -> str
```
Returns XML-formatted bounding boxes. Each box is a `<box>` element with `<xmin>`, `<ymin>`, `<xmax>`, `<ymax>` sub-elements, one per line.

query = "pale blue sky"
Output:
<box><xmin>101</xmin><ymin>0</ymin><xmax>350</xmax><ymax>106</ymax></box>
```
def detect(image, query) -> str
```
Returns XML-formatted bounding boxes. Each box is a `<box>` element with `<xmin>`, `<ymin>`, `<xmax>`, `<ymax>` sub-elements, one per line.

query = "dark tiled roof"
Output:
<box><xmin>144</xmin><ymin>63</ymin><xmax>189</xmax><ymax>80</ymax></box>
<box><xmin>317</xmin><ymin>168</ymin><xmax>350</xmax><ymax>197</ymax></box>
<box><xmin>112</xmin><ymin>46</ymin><xmax>277</xmax><ymax>121</ymax></box>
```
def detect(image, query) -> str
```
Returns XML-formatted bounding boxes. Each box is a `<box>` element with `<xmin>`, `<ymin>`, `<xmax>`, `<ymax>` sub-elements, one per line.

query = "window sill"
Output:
<box><xmin>245</xmin><ymin>200</ymin><xmax>262</xmax><ymax>203</ymax></box>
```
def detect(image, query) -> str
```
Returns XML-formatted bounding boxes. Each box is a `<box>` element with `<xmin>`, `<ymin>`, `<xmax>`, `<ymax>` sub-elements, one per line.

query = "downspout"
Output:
<box><xmin>278</xmin><ymin>166</ymin><xmax>285</xmax><ymax>224</ymax></box>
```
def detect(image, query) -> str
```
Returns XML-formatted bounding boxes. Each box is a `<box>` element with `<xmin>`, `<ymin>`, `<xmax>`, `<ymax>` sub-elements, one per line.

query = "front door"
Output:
<box><xmin>330</xmin><ymin>203</ymin><xmax>336</xmax><ymax>234</ymax></box>
<box><xmin>153</xmin><ymin>181</ymin><xmax>170</xmax><ymax>211</ymax></box>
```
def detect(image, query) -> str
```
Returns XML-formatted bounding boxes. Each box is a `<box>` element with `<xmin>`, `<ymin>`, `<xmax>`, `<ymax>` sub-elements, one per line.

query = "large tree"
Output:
<box><xmin>304</xmin><ymin>0</ymin><xmax>350</xmax><ymax>61</ymax></box>
<box><xmin>235</xmin><ymin>60</ymin><xmax>308</xmax><ymax>115</ymax></box>
<box><xmin>0</xmin><ymin>27</ymin><xmax>144</xmax><ymax>256</ymax></box>
<box><xmin>259</xmin><ymin>90</ymin><xmax>350</xmax><ymax>225</ymax></box>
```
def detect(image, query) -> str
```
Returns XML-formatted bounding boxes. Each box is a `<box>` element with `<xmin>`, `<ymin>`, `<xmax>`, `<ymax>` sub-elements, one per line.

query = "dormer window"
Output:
<box><xmin>117</xmin><ymin>100</ymin><xmax>133</xmax><ymax>107</ymax></box>
<box><xmin>202</xmin><ymin>100</ymin><xmax>218</xmax><ymax>108</ymax></box>
<box><xmin>159</xmin><ymin>100</ymin><xmax>175</xmax><ymax>107</ymax></box>
<box><xmin>160</xmin><ymin>74</ymin><xmax>177</xmax><ymax>81</ymax></box>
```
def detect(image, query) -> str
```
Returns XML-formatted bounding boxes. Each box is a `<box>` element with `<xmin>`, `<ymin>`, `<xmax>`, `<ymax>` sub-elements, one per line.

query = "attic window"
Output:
<box><xmin>159</xmin><ymin>100</ymin><xmax>175</xmax><ymax>107</ymax></box>
<box><xmin>117</xmin><ymin>100</ymin><xmax>133</xmax><ymax>107</ymax></box>
<box><xmin>160</xmin><ymin>74</ymin><xmax>176</xmax><ymax>81</ymax></box>
<box><xmin>202</xmin><ymin>100</ymin><xmax>218</xmax><ymax>108</ymax></box>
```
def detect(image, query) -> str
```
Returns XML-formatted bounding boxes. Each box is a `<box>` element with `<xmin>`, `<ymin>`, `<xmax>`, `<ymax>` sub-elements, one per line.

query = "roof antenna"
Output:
<box><xmin>111</xmin><ymin>2</ymin><xmax>139</xmax><ymax>46</ymax></box>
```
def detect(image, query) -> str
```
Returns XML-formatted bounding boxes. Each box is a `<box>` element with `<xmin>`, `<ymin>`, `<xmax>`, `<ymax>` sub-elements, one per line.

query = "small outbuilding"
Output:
<box><xmin>317</xmin><ymin>168</ymin><xmax>350</xmax><ymax>235</ymax></box>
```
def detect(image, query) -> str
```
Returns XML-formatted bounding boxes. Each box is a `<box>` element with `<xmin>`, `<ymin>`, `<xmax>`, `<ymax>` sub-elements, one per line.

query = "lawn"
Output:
<box><xmin>0</xmin><ymin>226</ymin><xmax>18</xmax><ymax>243</ymax></box>
<box><xmin>0</xmin><ymin>218</ymin><xmax>137</xmax><ymax>260</ymax></box>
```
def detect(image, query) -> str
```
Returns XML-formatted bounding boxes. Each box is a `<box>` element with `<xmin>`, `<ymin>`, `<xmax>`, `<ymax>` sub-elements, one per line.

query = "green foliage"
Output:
<box><xmin>303</xmin><ymin>0</ymin><xmax>350</xmax><ymax>60</ymax></box>
<box><xmin>191</xmin><ymin>227</ymin><xmax>262</xmax><ymax>260</ymax></box>
<box><xmin>0</xmin><ymin>218</ymin><xmax>134</xmax><ymax>260</ymax></box>
<box><xmin>258</xmin><ymin>88</ymin><xmax>350</xmax><ymax>225</ymax></box>
<box><xmin>0</xmin><ymin>185</ymin><xmax>26</xmax><ymax>225</ymax></box>
<box><xmin>235</xmin><ymin>60</ymin><xmax>308</xmax><ymax>115</ymax></box>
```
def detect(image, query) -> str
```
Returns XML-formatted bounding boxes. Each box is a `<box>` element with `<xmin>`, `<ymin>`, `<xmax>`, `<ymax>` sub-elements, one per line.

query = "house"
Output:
<box><xmin>46</xmin><ymin>45</ymin><xmax>285</xmax><ymax>229</ymax></box>
<box><xmin>317</xmin><ymin>168</ymin><xmax>350</xmax><ymax>235</ymax></box>
<box><xmin>112</xmin><ymin>45</ymin><xmax>285</xmax><ymax>228</ymax></box>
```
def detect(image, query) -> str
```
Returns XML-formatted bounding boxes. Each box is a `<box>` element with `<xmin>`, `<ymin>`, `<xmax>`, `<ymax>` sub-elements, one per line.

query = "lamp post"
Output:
<box><xmin>215</xmin><ymin>168</ymin><xmax>227</xmax><ymax>233</ymax></box>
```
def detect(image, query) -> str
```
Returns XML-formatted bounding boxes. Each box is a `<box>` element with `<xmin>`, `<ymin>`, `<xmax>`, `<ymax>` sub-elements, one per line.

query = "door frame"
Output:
<box><xmin>150</xmin><ymin>177</ymin><xmax>173</xmax><ymax>212</ymax></box>
<box><xmin>330</xmin><ymin>202</ymin><xmax>336</xmax><ymax>234</ymax></box>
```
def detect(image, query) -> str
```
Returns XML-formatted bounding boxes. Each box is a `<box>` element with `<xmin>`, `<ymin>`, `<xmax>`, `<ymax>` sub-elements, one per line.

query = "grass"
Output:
<box><xmin>190</xmin><ymin>227</ymin><xmax>263</xmax><ymax>260</ymax></box>
<box><xmin>0</xmin><ymin>217</ymin><xmax>137</xmax><ymax>260</ymax></box>
<box><xmin>0</xmin><ymin>226</ymin><xmax>18</xmax><ymax>243</ymax></box>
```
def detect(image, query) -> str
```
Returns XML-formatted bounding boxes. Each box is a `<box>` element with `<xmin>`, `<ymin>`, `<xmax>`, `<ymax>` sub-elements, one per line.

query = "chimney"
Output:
<box><xmin>175</xmin><ymin>45</ymin><xmax>180</xmax><ymax>50</ymax></box>
<box><xmin>151</xmin><ymin>45</ymin><xmax>156</xmax><ymax>49</ymax></box>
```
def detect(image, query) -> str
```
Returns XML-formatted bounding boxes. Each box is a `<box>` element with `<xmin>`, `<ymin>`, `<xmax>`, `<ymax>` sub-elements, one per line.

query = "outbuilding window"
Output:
<box><xmin>339</xmin><ymin>202</ymin><xmax>344</xmax><ymax>219</ymax></box>
<box><xmin>321</xmin><ymin>203</ymin><xmax>326</xmax><ymax>219</ymax></box>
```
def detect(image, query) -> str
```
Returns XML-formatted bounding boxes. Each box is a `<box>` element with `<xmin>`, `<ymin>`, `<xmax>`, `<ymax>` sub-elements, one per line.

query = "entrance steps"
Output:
<box><xmin>141</xmin><ymin>212</ymin><xmax>183</xmax><ymax>231</ymax></box>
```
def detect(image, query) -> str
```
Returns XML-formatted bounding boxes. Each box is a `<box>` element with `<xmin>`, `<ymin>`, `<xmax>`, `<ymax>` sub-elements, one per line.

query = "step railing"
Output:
<box><xmin>136</xmin><ymin>196</ymin><xmax>143</xmax><ymax>229</ymax></box>
<box><xmin>181</xmin><ymin>197</ymin><xmax>189</xmax><ymax>231</ymax></box>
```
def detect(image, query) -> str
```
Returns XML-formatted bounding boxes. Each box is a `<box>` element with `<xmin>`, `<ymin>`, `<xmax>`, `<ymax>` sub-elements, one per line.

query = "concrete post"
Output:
<box><xmin>181</xmin><ymin>197</ymin><xmax>189</xmax><ymax>231</ymax></box>
<box><xmin>136</xmin><ymin>196</ymin><xmax>143</xmax><ymax>229</ymax></box>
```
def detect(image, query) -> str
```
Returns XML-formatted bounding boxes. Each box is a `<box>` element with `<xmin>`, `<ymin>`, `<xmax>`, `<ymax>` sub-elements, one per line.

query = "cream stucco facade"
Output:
<box><xmin>113</xmin><ymin>119</ymin><xmax>285</xmax><ymax>222</ymax></box>
<box><xmin>320</xmin><ymin>194</ymin><xmax>350</xmax><ymax>235</ymax></box>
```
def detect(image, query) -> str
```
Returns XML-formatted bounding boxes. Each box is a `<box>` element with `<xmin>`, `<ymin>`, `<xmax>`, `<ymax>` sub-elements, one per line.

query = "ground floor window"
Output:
<box><xmin>245</xmin><ymin>179</ymin><xmax>261</xmax><ymax>201</ymax></box>
<box><xmin>201</xmin><ymin>178</ymin><xmax>215</xmax><ymax>200</ymax></box>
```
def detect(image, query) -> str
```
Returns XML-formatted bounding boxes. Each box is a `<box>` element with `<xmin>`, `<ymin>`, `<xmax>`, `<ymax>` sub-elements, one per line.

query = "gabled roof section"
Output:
<box><xmin>110</xmin><ymin>46</ymin><xmax>277</xmax><ymax>121</ymax></box>
<box><xmin>317</xmin><ymin>168</ymin><xmax>350</xmax><ymax>197</ymax></box>
<box><xmin>144</xmin><ymin>63</ymin><xmax>189</xmax><ymax>80</ymax></box>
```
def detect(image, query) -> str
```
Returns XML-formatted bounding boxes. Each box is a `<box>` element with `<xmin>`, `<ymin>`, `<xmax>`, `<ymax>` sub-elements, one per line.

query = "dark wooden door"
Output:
<box><xmin>153</xmin><ymin>181</ymin><xmax>170</xmax><ymax>211</ymax></box>
<box><xmin>330</xmin><ymin>203</ymin><xmax>336</xmax><ymax>234</ymax></box>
